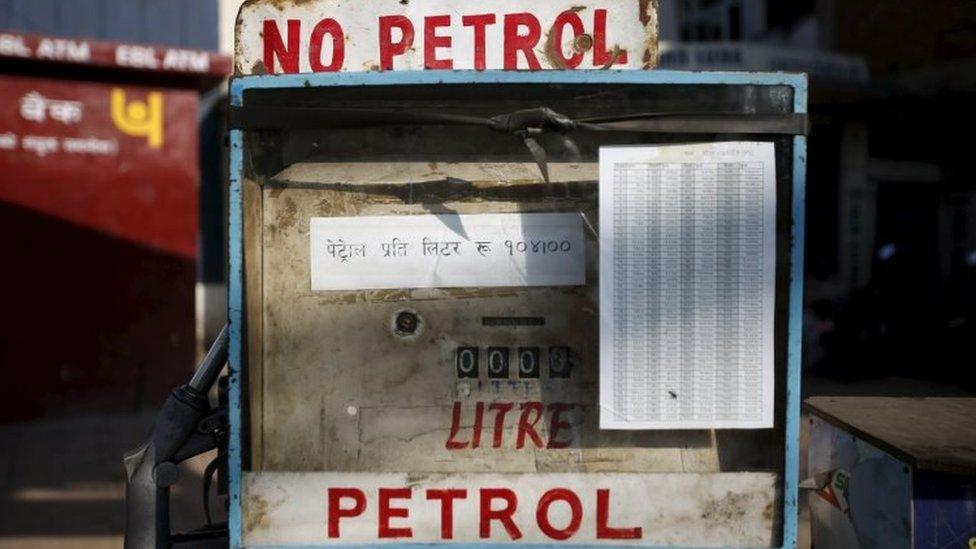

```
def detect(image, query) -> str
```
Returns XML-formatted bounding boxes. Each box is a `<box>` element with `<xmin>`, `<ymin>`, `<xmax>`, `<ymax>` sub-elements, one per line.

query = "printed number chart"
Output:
<box><xmin>599</xmin><ymin>142</ymin><xmax>776</xmax><ymax>429</ymax></box>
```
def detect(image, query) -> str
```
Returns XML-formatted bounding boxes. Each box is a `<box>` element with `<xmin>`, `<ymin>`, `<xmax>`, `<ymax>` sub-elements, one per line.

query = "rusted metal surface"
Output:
<box><xmin>234</xmin><ymin>0</ymin><xmax>658</xmax><ymax>74</ymax></box>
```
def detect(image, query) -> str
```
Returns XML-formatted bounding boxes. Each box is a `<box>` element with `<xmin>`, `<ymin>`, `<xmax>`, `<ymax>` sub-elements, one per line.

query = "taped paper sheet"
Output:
<box><xmin>309</xmin><ymin>213</ymin><xmax>584</xmax><ymax>290</ymax></box>
<box><xmin>599</xmin><ymin>142</ymin><xmax>776</xmax><ymax>429</ymax></box>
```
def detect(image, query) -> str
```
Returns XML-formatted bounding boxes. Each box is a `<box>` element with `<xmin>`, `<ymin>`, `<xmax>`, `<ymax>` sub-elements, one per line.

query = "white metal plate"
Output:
<box><xmin>244</xmin><ymin>471</ymin><xmax>778</xmax><ymax>546</ymax></box>
<box><xmin>235</xmin><ymin>0</ymin><xmax>658</xmax><ymax>74</ymax></box>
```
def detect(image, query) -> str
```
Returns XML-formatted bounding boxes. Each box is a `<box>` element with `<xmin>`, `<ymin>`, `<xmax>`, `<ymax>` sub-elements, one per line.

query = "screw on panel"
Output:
<box><xmin>392</xmin><ymin>309</ymin><xmax>423</xmax><ymax>338</ymax></box>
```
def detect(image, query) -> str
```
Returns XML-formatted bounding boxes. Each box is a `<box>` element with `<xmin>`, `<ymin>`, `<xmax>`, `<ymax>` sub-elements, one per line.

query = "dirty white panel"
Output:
<box><xmin>256</xmin><ymin>162</ymin><xmax>779</xmax><ymax>475</ymax></box>
<box><xmin>308</xmin><ymin>213</ymin><xmax>585</xmax><ymax>290</ymax></box>
<box><xmin>244</xmin><ymin>471</ymin><xmax>778</xmax><ymax>546</ymax></box>
<box><xmin>250</xmin><ymin>162</ymin><xmax>782</xmax><ymax>547</ymax></box>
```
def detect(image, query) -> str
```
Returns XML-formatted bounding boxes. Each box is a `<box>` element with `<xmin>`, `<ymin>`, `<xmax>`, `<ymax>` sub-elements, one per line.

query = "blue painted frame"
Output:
<box><xmin>228</xmin><ymin>69</ymin><xmax>807</xmax><ymax>549</ymax></box>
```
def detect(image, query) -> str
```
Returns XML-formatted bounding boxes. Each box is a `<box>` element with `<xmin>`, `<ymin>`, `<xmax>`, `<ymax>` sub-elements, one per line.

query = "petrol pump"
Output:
<box><xmin>125</xmin><ymin>1</ymin><xmax>808</xmax><ymax>547</ymax></box>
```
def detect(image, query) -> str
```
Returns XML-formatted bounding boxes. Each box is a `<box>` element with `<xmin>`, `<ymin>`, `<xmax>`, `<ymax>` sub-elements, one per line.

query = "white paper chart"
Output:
<box><xmin>599</xmin><ymin>142</ymin><xmax>776</xmax><ymax>429</ymax></box>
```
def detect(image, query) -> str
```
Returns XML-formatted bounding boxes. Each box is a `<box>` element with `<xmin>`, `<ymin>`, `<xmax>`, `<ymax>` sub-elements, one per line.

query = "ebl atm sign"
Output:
<box><xmin>327</xmin><ymin>486</ymin><xmax>642</xmax><ymax>541</ymax></box>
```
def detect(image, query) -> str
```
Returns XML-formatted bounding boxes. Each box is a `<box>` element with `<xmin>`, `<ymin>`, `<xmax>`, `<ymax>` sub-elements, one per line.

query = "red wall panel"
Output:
<box><xmin>0</xmin><ymin>75</ymin><xmax>199</xmax><ymax>420</ymax></box>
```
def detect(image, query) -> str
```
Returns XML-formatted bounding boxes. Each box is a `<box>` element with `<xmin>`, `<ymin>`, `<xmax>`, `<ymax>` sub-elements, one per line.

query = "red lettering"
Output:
<box><xmin>596</xmin><ymin>489</ymin><xmax>642</xmax><ymax>539</ymax></box>
<box><xmin>446</xmin><ymin>402</ymin><xmax>469</xmax><ymax>450</ymax></box>
<box><xmin>309</xmin><ymin>18</ymin><xmax>345</xmax><ymax>72</ymax></box>
<box><xmin>451</xmin><ymin>401</ymin><xmax>576</xmax><ymax>450</ymax></box>
<box><xmin>549</xmin><ymin>11</ymin><xmax>585</xmax><ymax>68</ymax></box>
<box><xmin>426</xmin><ymin>489</ymin><xmax>467</xmax><ymax>539</ymax></box>
<box><xmin>546</xmin><ymin>403</ymin><xmax>575</xmax><ymax>449</ymax></box>
<box><xmin>516</xmin><ymin>402</ymin><xmax>545</xmax><ymax>449</ymax></box>
<box><xmin>378</xmin><ymin>15</ymin><xmax>415</xmax><ymax>71</ymax></box>
<box><xmin>503</xmin><ymin>13</ymin><xmax>542</xmax><ymax>70</ymax></box>
<box><xmin>378</xmin><ymin>487</ymin><xmax>413</xmax><ymax>538</ymax></box>
<box><xmin>489</xmin><ymin>402</ymin><xmax>515</xmax><ymax>448</ymax></box>
<box><xmin>472</xmin><ymin>401</ymin><xmax>485</xmax><ymax>448</ymax></box>
<box><xmin>537</xmin><ymin>488</ymin><xmax>583</xmax><ymax>540</ymax></box>
<box><xmin>592</xmin><ymin>9</ymin><xmax>628</xmax><ymax>67</ymax></box>
<box><xmin>479</xmin><ymin>488</ymin><xmax>522</xmax><ymax>540</ymax></box>
<box><xmin>462</xmin><ymin>14</ymin><xmax>495</xmax><ymax>70</ymax></box>
<box><xmin>423</xmin><ymin>15</ymin><xmax>452</xmax><ymax>70</ymax></box>
<box><xmin>327</xmin><ymin>487</ymin><xmax>366</xmax><ymax>538</ymax></box>
<box><xmin>263</xmin><ymin>19</ymin><xmax>300</xmax><ymax>74</ymax></box>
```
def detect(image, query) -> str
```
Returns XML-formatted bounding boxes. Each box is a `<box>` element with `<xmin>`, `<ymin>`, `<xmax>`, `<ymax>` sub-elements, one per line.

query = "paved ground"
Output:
<box><xmin>0</xmin><ymin>376</ymin><xmax>971</xmax><ymax>547</ymax></box>
<box><xmin>0</xmin><ymin>411</ymin><xmax>219</xmax><ymax>548</ymax></box>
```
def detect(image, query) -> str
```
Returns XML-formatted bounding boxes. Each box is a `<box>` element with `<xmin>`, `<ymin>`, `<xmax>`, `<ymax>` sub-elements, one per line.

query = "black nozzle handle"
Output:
<box><xmin>188</xmin><ymin>324</ymin><xmax>229</xmax><ymax>394</ymax></box>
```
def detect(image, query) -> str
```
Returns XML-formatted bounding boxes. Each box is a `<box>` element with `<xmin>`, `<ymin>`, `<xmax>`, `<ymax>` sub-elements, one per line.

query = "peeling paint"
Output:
<box><xmin>273</xmin><ymin>196</ymin><xmax>298</xmax><ymax>232</ymax></box>
<box><xmin>244</xmin><ymin>494</ymin><xmax>270</xmax><ymax>533</ymax></box>
<box><xmin>599</xmin><ymin>44</ymin><xmax>629</xmax><ymax>69</ymax></box>
<box><xmin>542</xmin><ymin>25</ymin><xmax>569</xmax><ymax>69</ymax></box>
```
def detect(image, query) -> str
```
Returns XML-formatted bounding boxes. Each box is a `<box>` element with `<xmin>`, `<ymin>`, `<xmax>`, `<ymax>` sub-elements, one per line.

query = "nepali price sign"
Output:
<box><xmin>234</xmin><ymin>0</ymin><xmax>659</xmax><ymax>74</ymax></box>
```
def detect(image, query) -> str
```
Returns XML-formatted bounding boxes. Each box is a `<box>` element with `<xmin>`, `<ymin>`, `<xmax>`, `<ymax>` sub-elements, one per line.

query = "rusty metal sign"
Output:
<box><xmin>234</xmin><ymin>0</ymin><xmax>658</xmax><ymax>75</ymax></box>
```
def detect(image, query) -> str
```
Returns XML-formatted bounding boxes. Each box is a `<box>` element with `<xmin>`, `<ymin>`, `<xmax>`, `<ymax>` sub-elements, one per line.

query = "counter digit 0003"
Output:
<box><xmin>227</xmin><ymin>1</ymin><xmax>807</xmax><ymax>547</ymax></box>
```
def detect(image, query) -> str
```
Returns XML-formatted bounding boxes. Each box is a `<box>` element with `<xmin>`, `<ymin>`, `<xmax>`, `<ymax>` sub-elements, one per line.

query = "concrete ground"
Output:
<box><xmin>0</xmin><ymin>411</ymin><xmax>220</xmax><ymax>548</ymax></box>
<box><xmin>0</xmin><ymin>376</ymin><xmax>971</xmax><ymax>547</ymax></box>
